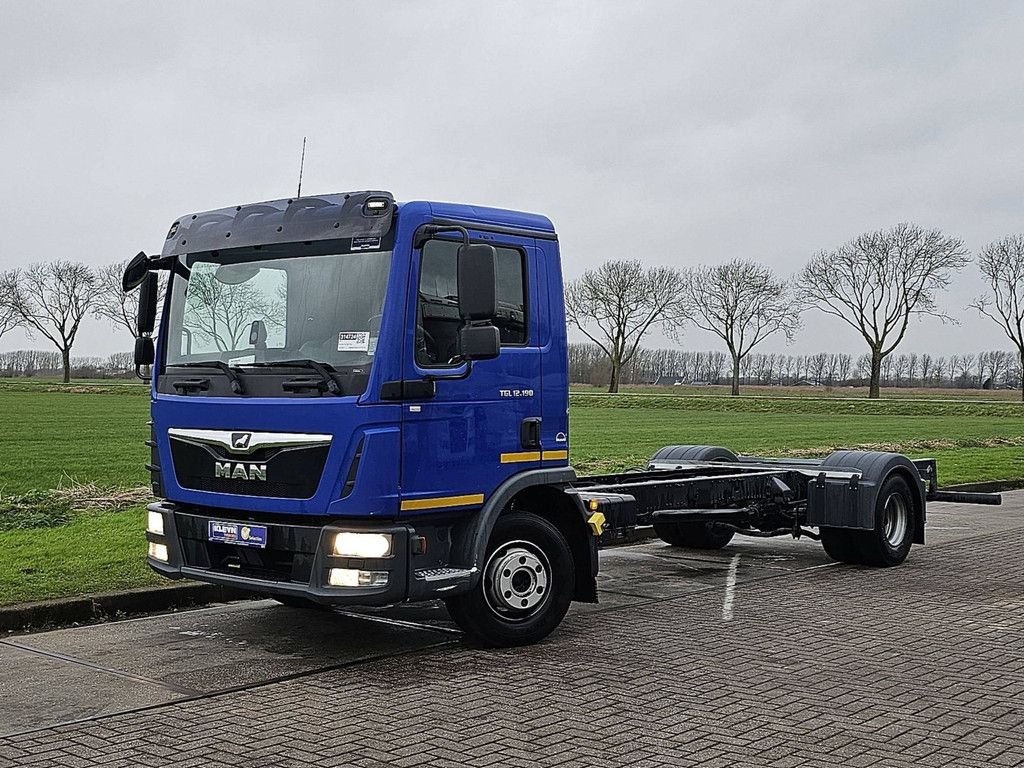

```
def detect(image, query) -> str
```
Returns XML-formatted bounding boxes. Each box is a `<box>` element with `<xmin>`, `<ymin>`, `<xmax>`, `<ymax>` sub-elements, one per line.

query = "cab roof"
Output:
<box><xmin>160</xmin><ymin>191</ymin><xmax>556</xmax><ymax>257</ymax></box>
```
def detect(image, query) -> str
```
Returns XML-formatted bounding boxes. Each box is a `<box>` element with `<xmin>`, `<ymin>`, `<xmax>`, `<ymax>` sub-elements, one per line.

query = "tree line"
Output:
<box><xmin>569</xmin><ymin>343</ymin><xmax>1023</xmax><ymax>391</ymax></box>
<box><xmin>0</xmin><ymin>260</ymin><xmax>149</xmax><ymax>382</ymax></box>
<box><xmin>0</xmin><ymin>349</ymin><xmax>136</xmax><ymax>379</ymax></box>
<box><xmin>567</xmin><ymin>225</ymin><xmax>1024</xmax><ymax>399</ymax></box>
<box><xmin>2</xmin><ymin>225</ymin><xmax>1023</xmax><ymax>396</ymax></box>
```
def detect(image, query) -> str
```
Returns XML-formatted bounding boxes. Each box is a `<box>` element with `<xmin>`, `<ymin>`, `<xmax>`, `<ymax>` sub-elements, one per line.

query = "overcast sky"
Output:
<box><xmin>1</xmin><ymin>1</ymin><xmax>1022</xmax><ymax>359</ymax></box>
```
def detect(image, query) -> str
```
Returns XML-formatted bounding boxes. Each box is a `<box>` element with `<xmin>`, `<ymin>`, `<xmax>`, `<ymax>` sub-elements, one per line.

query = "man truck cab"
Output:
<box><xmin>129</xmin><ymin>192</ymin><xmax>584</xmax><ymax>646</ymax></box>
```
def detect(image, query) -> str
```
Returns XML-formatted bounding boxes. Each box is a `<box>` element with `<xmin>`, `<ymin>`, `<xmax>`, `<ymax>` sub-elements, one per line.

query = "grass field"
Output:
<box><xmin>1</xmin><ymin>381</ymin><xmax>1022</xmax><ymax>605</ymax></box>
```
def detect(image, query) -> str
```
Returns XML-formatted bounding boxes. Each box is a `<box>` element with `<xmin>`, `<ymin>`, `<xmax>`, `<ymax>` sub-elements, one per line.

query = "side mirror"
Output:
<box><xmin>134</xmin><ymin>336</ymin><xmax>155</xmax><ymax>367</ymax></box>
<box><xmin>460</xmin><ymin>325</ymin><xmax>500</xmax><ymax>361</ymax></box>
<box><xmin>137</xmin><ymin>273</ymin><xmax>158</xmax><ymax>335</ymax></box>
<box><xmin>123</xmin><ymin>251</ymin><xmax>151</xmax><ymax>292</ymax></box>
<box><xmin>457</xmin><ymin>244</ymin><xmax>497</xmax><ymax>321</ymax></box>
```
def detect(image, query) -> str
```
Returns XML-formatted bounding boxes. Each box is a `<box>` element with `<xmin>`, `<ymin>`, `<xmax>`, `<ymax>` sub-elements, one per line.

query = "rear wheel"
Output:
<box><xmin>819</xmin><ymin>474</ymin><xmax>915</xmax><ymax>567</ymax></box>
<box><xmin>859</xmin><ymin>475</ymin><xmax>915</xmax><ymax>566</ymax></box>
<box><xmin>653</xmin><ymin>520</ymin><xmax>735</xmax><ymax>550</ymax></box>
<box><xmin>445</xmin><ymin>511</ymin><xmax>574</xmax><ymax>647</ymax></box>
<box><xmin>819</xmin><ymin>527</ymin><xmax>863</xmax><ymax>564</ymax></box>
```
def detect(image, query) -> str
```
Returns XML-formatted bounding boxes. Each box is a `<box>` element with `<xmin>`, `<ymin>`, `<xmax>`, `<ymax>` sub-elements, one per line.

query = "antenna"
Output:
<box><xmin>296</xmin><ymin>136</ymin><xmax>307</xmax><ymax>198</ymax></box>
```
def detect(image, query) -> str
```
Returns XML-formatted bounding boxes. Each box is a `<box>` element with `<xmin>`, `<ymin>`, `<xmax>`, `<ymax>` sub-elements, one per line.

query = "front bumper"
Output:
<box><xmin>145</xmin><ymin>501</ymin><xmax>410</xmax><ymax>606</ymax></box>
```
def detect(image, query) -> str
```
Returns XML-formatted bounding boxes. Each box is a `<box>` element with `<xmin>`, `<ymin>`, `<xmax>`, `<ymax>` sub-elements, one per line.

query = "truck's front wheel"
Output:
<box><xmin>445</xmin><ymin>511</ymin><xmax>574</xmax><ymax>647</ymax></box>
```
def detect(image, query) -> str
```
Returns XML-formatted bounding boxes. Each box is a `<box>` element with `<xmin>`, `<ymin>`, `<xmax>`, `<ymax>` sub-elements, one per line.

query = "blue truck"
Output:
<box><xmin>123</xmin><ymin>190</ymin><xmax>999</xmax><ymax>646</ymax></box>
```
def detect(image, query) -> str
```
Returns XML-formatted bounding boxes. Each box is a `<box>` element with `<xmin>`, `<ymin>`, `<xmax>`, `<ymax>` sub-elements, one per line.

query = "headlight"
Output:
<box><xmin>332</xmin><ymin>532</ymin><xmax>392</xmax><ymax>558</ymax></box>
<box><xmin>147</xmin><ymin>510</ymin><xmax>164</xmax><ymax>536</ymax></box>
<box><xmin>328</xmin><ymin>568</ymin><xmax>389</xmax><ymax>587</ymax></box>
<box><xmin>148</xmin><ymin>542</ymin><xmax>169</xmax><ymax>562</ymax></box>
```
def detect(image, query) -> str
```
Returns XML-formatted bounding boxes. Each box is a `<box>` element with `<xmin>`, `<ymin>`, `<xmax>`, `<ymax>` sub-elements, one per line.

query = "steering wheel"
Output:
<box><xmin>416</xmin><ymin>324</ymin><xmax>438</xmax><ymax>364</ymax></box>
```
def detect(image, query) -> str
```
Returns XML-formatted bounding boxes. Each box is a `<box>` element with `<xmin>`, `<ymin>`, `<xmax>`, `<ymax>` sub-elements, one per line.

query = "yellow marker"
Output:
<box><xmin>400</xmin><ymin>494</ymin><xmax>485</xmax><ymax>511</ymax></box>
<box><xmin>500</xmin><ymin>451</ymin><xmax>542</xmax><ymax>464</ymax></box>
<box><xmin>542</xmin><ymin>450</ymin><xmax>569</xmax><ymax>461</ymax></box>
<box><xmin>587</xmin><ymin>511</ymin><xmax>606</xmax><ymax>536</ymax></box>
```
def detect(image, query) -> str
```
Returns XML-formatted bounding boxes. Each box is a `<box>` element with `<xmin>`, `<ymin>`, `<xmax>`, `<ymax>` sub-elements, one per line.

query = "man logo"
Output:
<box><xmin>231</xmin><ymin>432</ymin><xmax>252</xmax><ymax>450</ymax></box>
<box><xmin>215</xmin><ymin>461</ymin><xmax>267</xmax><ymax>481</ymax></box>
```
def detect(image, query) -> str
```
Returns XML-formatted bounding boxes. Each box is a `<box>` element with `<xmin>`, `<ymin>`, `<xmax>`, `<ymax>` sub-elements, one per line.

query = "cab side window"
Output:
<box><xmin>416</xmin><ymin>240</ymin><xmax>527</xmax><ymax>366</ymax></box>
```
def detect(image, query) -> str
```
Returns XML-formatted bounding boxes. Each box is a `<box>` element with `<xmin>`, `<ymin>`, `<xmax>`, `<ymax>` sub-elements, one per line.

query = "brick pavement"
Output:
<box><xmin>2</xmin><ymin>527</ymin><xmax>1022</xmax><ymax>767</ymax></box>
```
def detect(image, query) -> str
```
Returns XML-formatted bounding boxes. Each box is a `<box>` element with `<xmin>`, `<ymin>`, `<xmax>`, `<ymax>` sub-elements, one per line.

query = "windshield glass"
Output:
<box><xmin>165</xmin><ymin>248</ymin><xmax>392</xmax><ymax>377</ymax></box>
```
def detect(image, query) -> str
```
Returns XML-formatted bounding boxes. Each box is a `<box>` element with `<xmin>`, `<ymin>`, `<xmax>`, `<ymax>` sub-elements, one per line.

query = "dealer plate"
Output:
<box><xmin>208</xmin><ymin>521</ymin><xmax>268</xmax><ymax>548</ymax></box>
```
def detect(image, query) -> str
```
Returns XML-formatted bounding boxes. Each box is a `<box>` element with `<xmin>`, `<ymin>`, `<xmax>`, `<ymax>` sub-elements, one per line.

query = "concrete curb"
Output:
<box><xmin>0</xmin><ymin>583</ymin><xmax>255</xmax><ymax>633</ymax></box>
<box><xmin>0</xmin><ymin>530</ymin><xmax>662</xmax><ymax>634</ymax></box>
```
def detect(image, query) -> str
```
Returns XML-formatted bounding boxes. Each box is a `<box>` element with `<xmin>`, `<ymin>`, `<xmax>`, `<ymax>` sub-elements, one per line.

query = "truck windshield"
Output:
<box><xmin>164</xmin><ymin>248</ymin><xmax>392</xmax><ymax>380</ymax></box>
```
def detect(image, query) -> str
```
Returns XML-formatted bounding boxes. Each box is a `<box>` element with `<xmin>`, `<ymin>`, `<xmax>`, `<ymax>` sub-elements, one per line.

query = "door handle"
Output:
<box><xmin>520</xmin><ymin>417</ymin><xmax>542</xmax><ymax>450</ymax></box>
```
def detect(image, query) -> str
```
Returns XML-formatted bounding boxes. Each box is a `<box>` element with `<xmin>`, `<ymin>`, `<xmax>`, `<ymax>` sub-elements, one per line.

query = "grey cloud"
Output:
<box><xmin>1</xmin><ymin>0</ymin><xmax>1022</xmax><ymax>357</ymax></box>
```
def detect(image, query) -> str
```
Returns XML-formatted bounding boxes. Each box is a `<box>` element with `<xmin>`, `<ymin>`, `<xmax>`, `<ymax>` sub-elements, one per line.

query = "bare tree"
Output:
<box><xmin>565</xmin><ymin>259</ymin><xmax>687</xmax><ymax>393</ymax></box>
<box><xmin>971</xmin><ymin>234</ymin><xmax>1024</xmax><ymax>401</ymax></box>
<box><xmin>0</xmin><ymin>270</ymin><xmax>20</xmax><ymax>340</ymax></box>
<box><xmin>8</xmin><ymin>261</ymin><xmax>97</xmax><ymax>382</ymax></box>
<box><xmin>920</xmin><ymin>353</ymin><xmax>933</xmax><ymax>387</ymax></box>
<box><xmin>93</xmin><ymin>260</ymin><xmax>164</xmax><ymax>337</ymax></box>
<box><xmin>797</xmin><ymin>223</ymin><xmax>969</xmax><ymax>398</ymax></box>
<box><xmin>681</xmin><ymin>260</ymin><xmax>799</xmax><ymax>395</ymax></box>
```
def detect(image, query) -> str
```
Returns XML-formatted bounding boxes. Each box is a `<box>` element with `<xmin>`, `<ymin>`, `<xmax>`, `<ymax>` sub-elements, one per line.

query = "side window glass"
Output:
<box><xmin>415</xmin><ymin>240</ymin><xmax>528</xmax><ymax>366</ymax></box>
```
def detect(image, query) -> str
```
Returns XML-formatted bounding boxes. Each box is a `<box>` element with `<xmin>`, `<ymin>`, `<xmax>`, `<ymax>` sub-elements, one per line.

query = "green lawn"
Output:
<box><xmin>0</xmin><ymin>386</ymin><xmax>1021</xmax><ymax>606</ymax></box>
<box><xmin>0</xmin><ymin>390</ymin><xmax>149</xmax><ymax>494</ymax></box>
<box><xmin>0</xmin><ymin>508</ymin><xmax>161</xmax><ymax>604</ymax></box>
<box><xmin>568</xmin><ymin>406</ymin><xmax>1024</xmax><ymax>484</ymax></box>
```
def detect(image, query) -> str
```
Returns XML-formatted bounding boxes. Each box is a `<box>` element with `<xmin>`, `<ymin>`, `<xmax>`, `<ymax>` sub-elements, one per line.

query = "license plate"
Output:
<box><xmin>208</xmin><ymin>521</ymin><xmax>268</xmax><ymax>548</ymax></box>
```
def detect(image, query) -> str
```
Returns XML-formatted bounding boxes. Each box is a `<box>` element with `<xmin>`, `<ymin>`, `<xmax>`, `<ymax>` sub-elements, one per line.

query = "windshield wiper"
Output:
<box><xmin>173</xmin><ymin>360</ymin><xmax>246</xmax><ymax>394</ymax></box>
<box><xmin>250</xmin><ymin>359</ymin><xmax>342</xmax><ymax>396</ymax></box>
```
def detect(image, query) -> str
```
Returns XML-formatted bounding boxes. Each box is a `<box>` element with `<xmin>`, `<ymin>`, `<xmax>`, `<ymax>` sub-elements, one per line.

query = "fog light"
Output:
<box><xmin>328</xmin><ymin>568</ymin><xmax>389</xmax><ymax>588</ymax></box>
<box><xmin>147</xmin><ymin>510</ymin><xmax>164</xmax><ymax>536</ymax></box>
<box><xmin>148</xmin><ymin>542</ymin><xmax>169</xmax><ymax>562</ymax></box>
<box><xmin>332</xmin><ymin>532</ymin><xmax>392</xmax><ymax>558</ymax></box>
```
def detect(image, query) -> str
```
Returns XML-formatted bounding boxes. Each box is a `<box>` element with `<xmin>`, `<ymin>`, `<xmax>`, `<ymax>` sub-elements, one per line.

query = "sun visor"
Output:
<box><xmin>160</xmin><ymin>191</ymin><xmax>395</xmax><ymax>257</ymax></box>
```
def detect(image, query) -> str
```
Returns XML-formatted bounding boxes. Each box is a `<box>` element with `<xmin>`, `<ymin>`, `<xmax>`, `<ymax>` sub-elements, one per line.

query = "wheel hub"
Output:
<box><xmin>483</xmin><ymin>541</ymin><xmax>550</xmax><ymax>618</ymax></box>
<box><xmin>883</xmin><ymin>492</ymin><xmax>909</xmax><ymax>547</ymax></box>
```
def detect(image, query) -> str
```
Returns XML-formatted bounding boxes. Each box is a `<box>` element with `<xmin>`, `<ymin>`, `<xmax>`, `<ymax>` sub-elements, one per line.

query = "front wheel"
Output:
<box><xmin>445</xmin><ymin>511</ymin><xmax>575</xmax><ymax>647</ymax></box>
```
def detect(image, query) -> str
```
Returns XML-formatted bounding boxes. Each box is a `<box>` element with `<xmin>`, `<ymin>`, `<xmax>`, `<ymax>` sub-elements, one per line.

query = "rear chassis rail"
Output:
<box><xmin>572</xmin><ymin>455</ymin><xmax>1001</xmax><ymax>546</ymax></box>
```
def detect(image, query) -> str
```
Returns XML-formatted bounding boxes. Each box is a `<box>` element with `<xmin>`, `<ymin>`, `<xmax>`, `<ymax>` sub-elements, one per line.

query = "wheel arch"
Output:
<box><xmin>821</xmin><ymin>450</ymin><xmax>926</xmax><ymax>544</ymax></box>
<box><xmin>452</xmin><ymin>468</ymin><xmax>597</xmax><ymax>603</ymax></box>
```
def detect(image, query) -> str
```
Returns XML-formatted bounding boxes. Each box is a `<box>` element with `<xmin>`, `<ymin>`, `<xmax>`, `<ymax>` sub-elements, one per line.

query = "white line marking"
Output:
<box><xmin>722</xmin><ymin>554</ymin><xmax>740</xmax><ymax>621</ymax></box>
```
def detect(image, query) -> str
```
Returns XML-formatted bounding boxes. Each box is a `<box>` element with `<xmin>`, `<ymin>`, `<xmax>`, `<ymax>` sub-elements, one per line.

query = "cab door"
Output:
<box><xmin>398</xmin><ymin>234</ymin><xmax>542</xmax><ymax>515</ymax></box>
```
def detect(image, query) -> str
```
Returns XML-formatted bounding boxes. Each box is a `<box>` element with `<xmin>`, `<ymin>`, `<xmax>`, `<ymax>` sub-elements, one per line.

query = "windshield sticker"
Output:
<box><xmin>229</xmin><ymin>354</ymin><xmax>256</xmax><ymax>366</ymax></box>
<box><xmin>351</xmin><ymin>236</ymin><xmax>381</xmax><ymax>251</ymax></box>
<box><xmin>367</xmin><ymin>336</ymin><xmax>378</xmax><ymax>356</ymax></box>
<box><xmin>338</xmin><ymin>331</ymin><xmax>370</xmax><ymax>352</ymax></box>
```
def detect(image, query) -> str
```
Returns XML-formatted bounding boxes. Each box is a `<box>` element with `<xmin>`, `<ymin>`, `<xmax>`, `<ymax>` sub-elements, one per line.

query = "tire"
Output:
<box><xmin>819</xmin><ymin>474</ymin><xmax>915</xmax><ymax>567</ymax></box>
<box><xmin>653</xmin><ymin>520</ymin><xmax>735</xmax><ymax>550</ymax></box>
<box><xmin>858</xmin><ymin>474</ymin><xmax>915</xmax><ymax>567</ymax></box>
<box><xmin>819</xmin><ymin>527</ymin><xmax>863</xmax><ymax>564</ymax></box>
<box><xmin>649</xmin><ymin>445</ymin><xmax>738</xmax><ymax>467</ymax></box>
<box><xmin>444</xmin><ymin>512</ymin><xmax>575</xmax><ymax>647</ymax></box>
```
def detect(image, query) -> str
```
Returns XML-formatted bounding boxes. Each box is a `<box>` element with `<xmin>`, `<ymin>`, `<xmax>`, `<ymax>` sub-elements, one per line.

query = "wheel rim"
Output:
<box><xmin>882</xmin><ymin>492</ymin><xmax>909</xmax><ymax>547</ymax></box>
<box><xmin>482</xmin><ymin>539</ymin><xmax>551</xmax><ymax>622</ymax></box>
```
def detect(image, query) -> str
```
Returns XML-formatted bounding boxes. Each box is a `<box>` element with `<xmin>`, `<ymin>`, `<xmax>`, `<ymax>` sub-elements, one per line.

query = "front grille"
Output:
<box><xmin>169</xmin><ymin>440</ymin><xmax>329</xmax><ymax>499</ymax></box>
